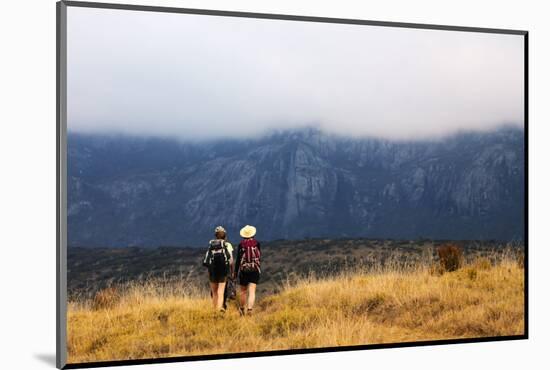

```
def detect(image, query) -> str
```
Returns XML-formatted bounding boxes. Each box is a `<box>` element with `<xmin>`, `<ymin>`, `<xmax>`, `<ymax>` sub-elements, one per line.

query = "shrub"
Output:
<box><xmin>93</xmin><ymin>287</ymin><xmax>120</xmax><ymax>310</ymax></box>
<box><xmin>437</xmin><ymin>244</ymin><xmax>463</xmax><ymax>272</ymax></box>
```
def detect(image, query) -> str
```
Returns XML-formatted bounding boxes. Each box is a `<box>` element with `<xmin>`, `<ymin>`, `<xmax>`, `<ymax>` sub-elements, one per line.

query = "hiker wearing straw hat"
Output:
<box><xmin>234</xmin><ymin>225</ymin><xmax>261</xmax><ymax>316</ymax></box>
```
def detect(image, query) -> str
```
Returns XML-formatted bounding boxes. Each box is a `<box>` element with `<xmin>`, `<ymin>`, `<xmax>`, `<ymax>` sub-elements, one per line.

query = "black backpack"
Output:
<box><xmin>205</xmin><ymin>239</ymin><xmax>230</xmax><ymax>271</ymax></box>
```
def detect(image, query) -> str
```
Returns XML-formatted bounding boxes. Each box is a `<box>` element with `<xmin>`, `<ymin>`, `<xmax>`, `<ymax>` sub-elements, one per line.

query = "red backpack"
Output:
<box><xmin>239</xmin><ymin>239</ymin><xmax>261</xmax><ymax>273</ymax></box>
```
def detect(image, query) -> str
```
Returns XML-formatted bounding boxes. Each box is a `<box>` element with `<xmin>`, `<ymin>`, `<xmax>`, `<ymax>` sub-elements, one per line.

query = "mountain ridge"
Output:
<box><xmin>67</xmin><ymin>126</ymin><xmax>525</xmax><ymax>247</ymax></box>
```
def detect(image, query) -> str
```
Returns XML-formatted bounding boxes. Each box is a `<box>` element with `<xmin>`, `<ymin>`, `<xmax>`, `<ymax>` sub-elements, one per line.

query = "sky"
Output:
<box><xmin>67</xmin><ymin>7</ymin><xmax>525</xmax><ymax>141</ymax></box>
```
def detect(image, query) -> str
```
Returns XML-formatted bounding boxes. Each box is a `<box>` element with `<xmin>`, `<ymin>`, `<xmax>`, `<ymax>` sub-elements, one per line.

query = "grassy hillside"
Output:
<box><xmin>67</xmin><ymin>251</ymin><xmax>524</xmax><ymax>364</ymax></box>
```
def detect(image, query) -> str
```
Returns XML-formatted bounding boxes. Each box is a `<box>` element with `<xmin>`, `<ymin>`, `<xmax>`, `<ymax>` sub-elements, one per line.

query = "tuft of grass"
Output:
<box><xmin>472</xmin><ymin>257</ymin><xmax>492</xmax><ymax>271</ymax></box>
<box><xmin>92</xmin><ymin>287</ymin><xmax>120</xmax><ymax>310</ymax></box>
<box><xmin>517</xmin><ymin>254</ymin><xmax>525</xmax><ymax>269</ymax></box>
<box><xmin>429</xmin><ymin>263</ymin><xmax>445</xmax><ymax>276</ymax></box>
<box><xmin>67</xmin><ymin>251</ymin><xmax>524</xmax><ymax>363</ymax></box>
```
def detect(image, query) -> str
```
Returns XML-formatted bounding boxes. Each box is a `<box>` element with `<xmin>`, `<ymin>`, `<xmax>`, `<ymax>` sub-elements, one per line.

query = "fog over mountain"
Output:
<box><xmin>67</xmin><ymin>7</ymin><xmax>524</xmax><ymax>141</ymax></box>
<box><xmin>66</xmin><ymin>8</ymin><xmax>525</xmax><ymax>247</ymax></box>
<box><xmin>67</xmin><ymin>126</ymin><xmax>524</xmax><ymax>247</ymax></box>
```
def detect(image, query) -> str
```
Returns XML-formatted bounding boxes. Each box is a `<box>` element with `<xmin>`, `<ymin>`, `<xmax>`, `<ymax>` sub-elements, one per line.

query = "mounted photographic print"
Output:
<box><xmin>56</xmin><ymin>1</ymin><xmax>528</xmax><ymax>368</ymax></box>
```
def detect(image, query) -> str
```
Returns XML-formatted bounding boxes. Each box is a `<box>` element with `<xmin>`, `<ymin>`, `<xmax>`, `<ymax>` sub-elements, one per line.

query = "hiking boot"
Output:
<box><xmin>238</xmin><ymin>307</ymin><xmax>245</xmax><ymax>316</ymax></box>
<box><xmin>246</xmin><ymin>308</ymin><xmax>253</xmax><ymax>316</ymax></box>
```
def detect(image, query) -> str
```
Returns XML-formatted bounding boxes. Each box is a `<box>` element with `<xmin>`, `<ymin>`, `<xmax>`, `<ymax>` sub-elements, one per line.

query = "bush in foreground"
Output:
<box><xmin>437</xmin><ymin>243</ymin><xmax>464</xmax><ymax>272</ymax></box>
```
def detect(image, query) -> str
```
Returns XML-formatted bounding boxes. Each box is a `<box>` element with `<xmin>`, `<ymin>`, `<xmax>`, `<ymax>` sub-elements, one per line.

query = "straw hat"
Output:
<box><xmin>240</xmin><ymin>225</ymin><xmax>257</xmax><ymax>238</ymax></box>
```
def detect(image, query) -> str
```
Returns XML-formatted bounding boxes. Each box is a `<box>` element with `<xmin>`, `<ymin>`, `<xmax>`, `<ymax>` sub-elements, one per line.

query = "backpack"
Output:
<box><xmin>225</xmin><ymin>277</ymin><xmax>237</xmax><ymax>300</ymax></box>
<box><xmin>205</xmin><ymin>239</ymin><xmax>230</xmax><ymax>271</ymax></box>
<box><xmin>239</xmin><ymin>239</ymin><xmax>261</xmax><ymax>273</ymax></box>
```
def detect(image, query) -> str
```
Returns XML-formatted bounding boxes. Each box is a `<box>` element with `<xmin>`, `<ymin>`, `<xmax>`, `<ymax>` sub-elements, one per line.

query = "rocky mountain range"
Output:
<box><xmin>67</xmin><ymin>126</ymin><xmax>525</xmax><ymax>247</ymax></box>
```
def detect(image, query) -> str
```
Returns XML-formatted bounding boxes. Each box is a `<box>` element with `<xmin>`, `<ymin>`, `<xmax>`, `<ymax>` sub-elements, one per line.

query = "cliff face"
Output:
<box><xmin>67</xmin><ymin>127</ymin><xmax>525</xmax><ymax>247</ymax></box>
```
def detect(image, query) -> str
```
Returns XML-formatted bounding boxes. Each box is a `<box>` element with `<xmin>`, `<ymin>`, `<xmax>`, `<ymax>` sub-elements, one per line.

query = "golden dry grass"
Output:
<box><xmin>67</xmin><ymin>253</ymin><xmax>524</xmax><ymax>364</ymax></box>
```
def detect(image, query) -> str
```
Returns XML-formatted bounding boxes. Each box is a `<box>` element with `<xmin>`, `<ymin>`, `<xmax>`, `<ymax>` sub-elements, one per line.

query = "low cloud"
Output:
<box><xmin>67</xmin><ymin>7</ymin><xmax>524</xmax><ymax>141</ymax></box>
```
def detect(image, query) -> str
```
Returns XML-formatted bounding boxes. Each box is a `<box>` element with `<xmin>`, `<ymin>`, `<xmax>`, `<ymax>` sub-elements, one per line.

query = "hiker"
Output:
<box><xmin>203</xmin><ymin>226</ymin><xmax>233</xmax><ymax>312</ymax></box>
<box><xmin>234</xmin><ymin>225</ymin><xmax>261</xmax><ymax>316</ymax></box>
